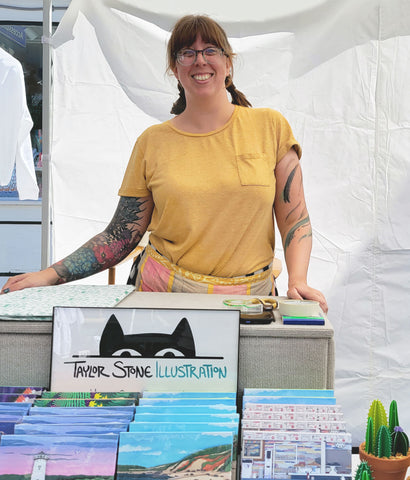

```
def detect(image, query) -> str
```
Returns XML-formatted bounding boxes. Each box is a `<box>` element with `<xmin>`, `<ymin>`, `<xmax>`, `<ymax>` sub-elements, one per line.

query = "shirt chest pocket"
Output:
<box><xmin>235</xmin><ymin>153</ymin><xmax>271</xmax><ymax>186</ymax></box>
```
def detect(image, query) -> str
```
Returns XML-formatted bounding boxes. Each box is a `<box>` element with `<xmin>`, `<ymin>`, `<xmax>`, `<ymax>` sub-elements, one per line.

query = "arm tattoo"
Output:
<box><xmin>285</xmin><ymin>201</ymin><xmax>302</xmax><ymax>222</ymax></box>
<box><xmin>52</xmin><ymin>196</ymin><xmax>152</xmax><ymax>283</ymax></box>
<box><xmin>283</xmin><ymin>165</ymin><xmax>298</xmax><ymax>203</ymax></box>
<box><xmin>284</xmin><ymin>215</ymin><xmax>311</xmax><ymax>255</ymax></box>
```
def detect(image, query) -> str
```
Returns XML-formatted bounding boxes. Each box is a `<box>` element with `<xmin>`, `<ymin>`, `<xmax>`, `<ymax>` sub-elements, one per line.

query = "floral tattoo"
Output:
<box><xmin>52</xmin><ymin>196</ymin><xmax>152</xmax><ymax>283</ymax></box>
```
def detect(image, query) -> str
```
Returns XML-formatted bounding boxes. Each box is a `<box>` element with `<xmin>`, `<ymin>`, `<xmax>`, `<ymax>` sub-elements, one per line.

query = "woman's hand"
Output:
<box><xmin>1</xmin><ymin>267</ymin><xmax>60</xmax><ymax>294</ymax></box>
<box><xmin>287</xmin><ymin>280</ymin><xmax>328</xmax><ymax>314</ymax></box>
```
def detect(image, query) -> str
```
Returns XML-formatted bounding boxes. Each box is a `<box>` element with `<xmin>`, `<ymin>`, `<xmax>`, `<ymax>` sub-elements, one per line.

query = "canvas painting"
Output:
<box><xmin>0</xmin><ymin>387</ymin><xmax>43</xmax><ymax>395</ymax></box>
<box><xmin>0</xmin><ymin>403</ymin><xmax>31</xmax><ymax>415</ymax></box>
<box><xmin>33</xmin><ymin>398</ymin><xmax>135</xmax><ymax>407</ymax></box>
<box><xmin>0</xmin><ymin>394</ymin><xmax>38</xmax><ymax>403</ymax></box>
<box><xmin>0</xmin><ymin>414</ymin><xmax>24</xmax><ymax>434</ymax></box>
<box><xmin>132</xmin><ymin>413</ymin><xmax>239</xmax><ymax>423</ymax></box>
<box><xmin>51</xmin><ymin>306</ymin><xmax>239</xmax><ymax>392</ymax></box>
<box><xmin>14</xmin><ymin>422</ymin><xmax>128</xmax><ymax>435</ymax></box>
<box><xmin>135</xmin><ymin>404</ymin><xmax>237</xmax><ymax>414</ymax></box>
<box><xmin>22</xmin><ymin>414</ymin><xmax>132</xmax><ymax>424</ymax></box>
<box><xmin>28</xmin><ymin>406</ymin><xmax>135</xmax><ymax>417</ymax></box>
<box><xmin>0</xmin><ymin>434</ymin><xmax>118</xmax><ymax>479</ymax></box>
<box><xmin>40</xmin><ymin>391</ymin><xmax>139</xmax><ymax>399</ymax></box>
<box><xmin>129</xmin><ymin>421</ymin><xmax>238</xmax><ymax>433</ymax></box>
<box><xmin>138</xmin><ymin>397</ymin><xmax>236</xmax><ymax>406</ymax></box>
<box><xmin>117</xmin><ymin>431</ymin><xmax>233</xmax><ymax>480</ymax></box>
<box><xmin>141</xmin><ymin>391</ymin><xmax>237</xmax><ymax>399</ymax></box>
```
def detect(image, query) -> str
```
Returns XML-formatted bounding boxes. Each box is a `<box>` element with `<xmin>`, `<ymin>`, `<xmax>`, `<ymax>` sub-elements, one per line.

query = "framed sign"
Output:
<box><xmin>50</xmin><ymin>307</ymin><xmax>240</xmax><ymax>393</ymax></box>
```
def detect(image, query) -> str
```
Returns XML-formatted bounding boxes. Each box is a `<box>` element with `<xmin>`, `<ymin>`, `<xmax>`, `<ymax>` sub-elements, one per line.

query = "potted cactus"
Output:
<box><xmin>355</xmin><ymin>460</ymin><xmax>373</xmax><ymax>480</ymax></box>
<box><xmin>359</xmin><ymin>399</ymin><xmax>410</xmax><ymax>480</ymax></box>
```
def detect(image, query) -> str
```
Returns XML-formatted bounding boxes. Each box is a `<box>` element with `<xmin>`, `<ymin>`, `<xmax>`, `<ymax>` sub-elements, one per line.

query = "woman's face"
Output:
<box><xmin>172</xmin><ymin>34</ymin><xmax>231</xmax><ymax>104</ymax></box>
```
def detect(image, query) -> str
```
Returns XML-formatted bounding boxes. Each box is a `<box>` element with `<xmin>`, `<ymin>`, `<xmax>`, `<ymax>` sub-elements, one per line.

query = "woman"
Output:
<box><xmin>1</xmin><ymin>15</ymin><xmax>327</xmax><ymax>312</ymax></box>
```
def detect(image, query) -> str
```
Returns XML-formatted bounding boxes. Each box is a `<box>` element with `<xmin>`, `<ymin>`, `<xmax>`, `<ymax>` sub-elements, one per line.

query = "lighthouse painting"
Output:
<box><xmin>31</xmin><ymin>452</ymin><xmax>49</xmax><ymax>480</ymax></box>
<box><xmin>0</xmin><ymin>434</ymin><xmax>118</xmax><ymax>479</ymax></box>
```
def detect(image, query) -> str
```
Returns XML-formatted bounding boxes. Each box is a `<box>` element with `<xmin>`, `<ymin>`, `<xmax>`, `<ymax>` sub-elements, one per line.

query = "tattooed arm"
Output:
<box><xmin>1</xmin><ymin>195</ymin><xmax>154</xmax><ymax>293</ymax></box>
<box><xmin>274</xmin><ymin>149</ymin><xmax>328</xmax><ymax>312</ymax></box>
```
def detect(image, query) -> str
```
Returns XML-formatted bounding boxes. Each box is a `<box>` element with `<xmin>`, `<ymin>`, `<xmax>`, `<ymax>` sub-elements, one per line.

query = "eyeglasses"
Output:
<box><xmin>175</xmin><ymin>47</ymin><xmax>226</xmax><ymax>66</ymax></box>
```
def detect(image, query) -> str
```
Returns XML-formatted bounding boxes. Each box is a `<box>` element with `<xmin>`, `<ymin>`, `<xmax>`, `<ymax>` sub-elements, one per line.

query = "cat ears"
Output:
<box><xmin>100</xmin><ymin>314</ymin><xmax>124</xmax><ymax>356</ymax></box>
<box><xmin>171</xmin><ymin>318</ymin><xmax>196</xmax><ymax>357</ymax></box>
<box><xmin>99</xmin><ymin>314</ymin><xmax>196</xmax><ymax>358</ymax></box>
<box><xmin>101</xmin><ymin>314</ymin><xmax>192</xmax><ymax>338</ymax></box>
<box><xmin>172</xmin><ymin>317</ymin><xmax>191</xmax><ymax>337</ymax></box>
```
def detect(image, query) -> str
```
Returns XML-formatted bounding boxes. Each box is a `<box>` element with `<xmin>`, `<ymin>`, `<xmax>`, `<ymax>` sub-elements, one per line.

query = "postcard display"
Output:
<box><xmin>240</xmin><ymin>389</ymin><xmax>352</xmax><ymax>479</ymax></box>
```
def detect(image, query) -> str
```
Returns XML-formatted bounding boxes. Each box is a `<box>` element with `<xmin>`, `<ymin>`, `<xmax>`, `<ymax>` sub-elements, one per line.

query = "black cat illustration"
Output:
<box><xmin>99</xmin><ymin>314</ymin><xmax>197</xmax><ymax>358</ymax></box>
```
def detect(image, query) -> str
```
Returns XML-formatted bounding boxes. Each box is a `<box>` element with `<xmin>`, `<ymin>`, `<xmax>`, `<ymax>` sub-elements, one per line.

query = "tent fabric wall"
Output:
<box><xmin>49</xmin><ymin>0</ymin><xmax>410</xmax><ymax>444</ymax></box>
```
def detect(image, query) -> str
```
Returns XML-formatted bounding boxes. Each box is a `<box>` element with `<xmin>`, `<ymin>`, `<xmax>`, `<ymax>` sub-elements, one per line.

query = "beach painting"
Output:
<box><xmin>117</xmin><ymin>431</ymin><xmax>233</xmax><ymax>480</ymax></box>
<box><xmin>0</xmin><ymin>434</ymin><xmax>118</xmax><ymax>479</ymax></box>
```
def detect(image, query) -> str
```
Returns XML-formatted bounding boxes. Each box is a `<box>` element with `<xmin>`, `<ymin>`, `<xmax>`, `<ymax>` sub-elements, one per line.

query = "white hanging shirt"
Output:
<box><xmin>0</xmin><ymin>47</ymin><xmax>38</xmax><ymax>199</ymax></box>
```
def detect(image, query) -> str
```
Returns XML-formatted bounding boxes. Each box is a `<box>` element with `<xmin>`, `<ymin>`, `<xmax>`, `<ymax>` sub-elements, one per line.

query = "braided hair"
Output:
<box><xmin>168</xmin><ymin>15</ymin><xmax>252</xmax><ymax>115</ymax></box>
<box><xmin>225</xmin><ymin>75</ymin><xmax>252</xmax><ymax>109</ymax></box>
<box><xmin>171</xmin><ymin>82</ymin><xmax>187</xmax><ymax>115</ymax></box>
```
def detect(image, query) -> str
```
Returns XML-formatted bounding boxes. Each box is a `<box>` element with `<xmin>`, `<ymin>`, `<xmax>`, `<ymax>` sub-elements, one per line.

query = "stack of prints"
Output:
<box><xmin>240</xmin><ymin>389</ymin><xmax>352</xmax><ymax>480</ymax></box>
<box><xmin>0</xmin><ymin>390</ymin><xmax>138</xmax><ymax>480</ymax></box>
<box><xmin>117</xmin><ymin>391</ymin><xmax>239</xmax><ymax>480</ymax></box>
<box><xmin>0</xmin><ymin>386</ymin><xmax>43</xmax><ymax>435</ymax></box>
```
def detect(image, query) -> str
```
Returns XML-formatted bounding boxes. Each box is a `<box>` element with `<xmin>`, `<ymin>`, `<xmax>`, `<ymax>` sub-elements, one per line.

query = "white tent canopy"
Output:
<box><xmin>45</xmin><ymin>0</ymin><xmax>410</xmax><ymax>445</ymax></box>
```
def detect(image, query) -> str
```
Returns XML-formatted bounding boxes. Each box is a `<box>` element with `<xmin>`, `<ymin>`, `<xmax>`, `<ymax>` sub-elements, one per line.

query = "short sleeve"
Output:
<box><xmin>118</xmin><ymin>136</ymin><xmax>150</xmax><ymax>197</ymax></box>
<box><xmin>275</xmin><ymin>112</ymin><xmax>302</xmax><ymax>162</ymax></box>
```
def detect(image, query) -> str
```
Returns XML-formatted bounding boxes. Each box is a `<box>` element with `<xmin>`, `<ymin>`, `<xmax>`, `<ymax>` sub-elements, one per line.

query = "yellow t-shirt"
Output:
<box><xmin>119</xmin><ymin>105</ymin><xmax>301</xmax><ymax>277</ymax></box>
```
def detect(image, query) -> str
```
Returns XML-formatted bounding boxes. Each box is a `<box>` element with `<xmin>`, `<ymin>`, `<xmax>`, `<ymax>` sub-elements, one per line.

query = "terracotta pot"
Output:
<box><xmin>359</xmin><ymin>442</ymin><xmax>410</xmax><ymax>480</ymax></box>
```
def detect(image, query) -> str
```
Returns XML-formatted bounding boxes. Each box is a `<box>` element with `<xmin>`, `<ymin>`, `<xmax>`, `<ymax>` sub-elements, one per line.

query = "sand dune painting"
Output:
<box><xmin>117</xmin><ymin>431</ymin><xmax>233</xmax><ymax>480</ymax></box>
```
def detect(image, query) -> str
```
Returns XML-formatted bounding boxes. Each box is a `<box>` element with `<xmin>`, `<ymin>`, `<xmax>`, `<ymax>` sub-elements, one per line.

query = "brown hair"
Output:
<box><xmin>167</xmin><ymin>15</ymin><xmax>252</xmax><ymax>114</ymax></box>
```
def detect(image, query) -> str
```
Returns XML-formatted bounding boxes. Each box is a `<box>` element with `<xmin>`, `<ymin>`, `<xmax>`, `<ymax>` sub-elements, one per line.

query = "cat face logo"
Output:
<box><xmin>99</xmin><ymin>314</ymin><xmax>197</xmax><ymax>359</ymax></box>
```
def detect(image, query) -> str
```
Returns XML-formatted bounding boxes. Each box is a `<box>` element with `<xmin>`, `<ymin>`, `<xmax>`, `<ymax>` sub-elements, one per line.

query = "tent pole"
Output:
<box><xmin>41</xmin><ymin>0</ymin><xmax>53</xmax><ymax>269</ymax></box>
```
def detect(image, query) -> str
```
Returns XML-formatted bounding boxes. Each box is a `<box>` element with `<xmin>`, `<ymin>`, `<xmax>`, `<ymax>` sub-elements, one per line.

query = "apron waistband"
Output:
<box><xmin>146</xmin><ymin>243</ymin><xmax>272</xmax><ymax>287</ymax></box>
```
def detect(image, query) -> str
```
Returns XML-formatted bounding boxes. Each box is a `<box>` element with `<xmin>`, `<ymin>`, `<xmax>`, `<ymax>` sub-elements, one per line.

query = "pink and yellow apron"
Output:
<box><xmin>130</xmin><ymin>244</ymin><xmax>274</xmax><ymax>295</ymax></box>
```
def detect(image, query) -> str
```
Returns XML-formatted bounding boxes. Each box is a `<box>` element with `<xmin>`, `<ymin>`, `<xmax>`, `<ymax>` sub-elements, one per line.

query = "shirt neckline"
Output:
<box><xmin>165</xmin><ymin>105</ymin><xmax>239</xmax><ymax>137</ymax></box>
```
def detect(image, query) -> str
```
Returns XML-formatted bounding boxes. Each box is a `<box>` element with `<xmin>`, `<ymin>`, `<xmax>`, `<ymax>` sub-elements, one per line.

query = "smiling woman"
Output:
<box><xmin>170</xmin><ymin>32</ymin><xmax>233</xmax><ymax>124</ymax></box>
<box><xmin>1</xmin><ymin>14</ymin><xmax>327</xmax><ymax>313</ymax></box>
<box><xmin>166</xmin><ymin>14</ymin><xmax>251</xmax><ymax>118</ymax></box>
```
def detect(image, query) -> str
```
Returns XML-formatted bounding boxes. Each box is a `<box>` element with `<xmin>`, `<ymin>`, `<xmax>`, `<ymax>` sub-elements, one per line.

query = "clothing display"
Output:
<box><xmin>0</xmin><ymin>47</ymin><xmax>38</xmax><ymax>199</ymax></box>
<box><xmin>119</xmin><ymin>106</ymin><xmax>301</xmax><ymax>278</ymax></box>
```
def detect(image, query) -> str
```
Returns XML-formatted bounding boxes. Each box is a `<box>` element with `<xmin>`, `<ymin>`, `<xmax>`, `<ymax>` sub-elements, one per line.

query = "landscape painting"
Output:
<box><xmin>117</xmin><ymin>431</ymin><xmax>233</xmax><ymax>480</ymax></box>
<box><xmin>0</xmin><ymin>434</ymin><xmax>118</xmax><ymax>479</ymax></box>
